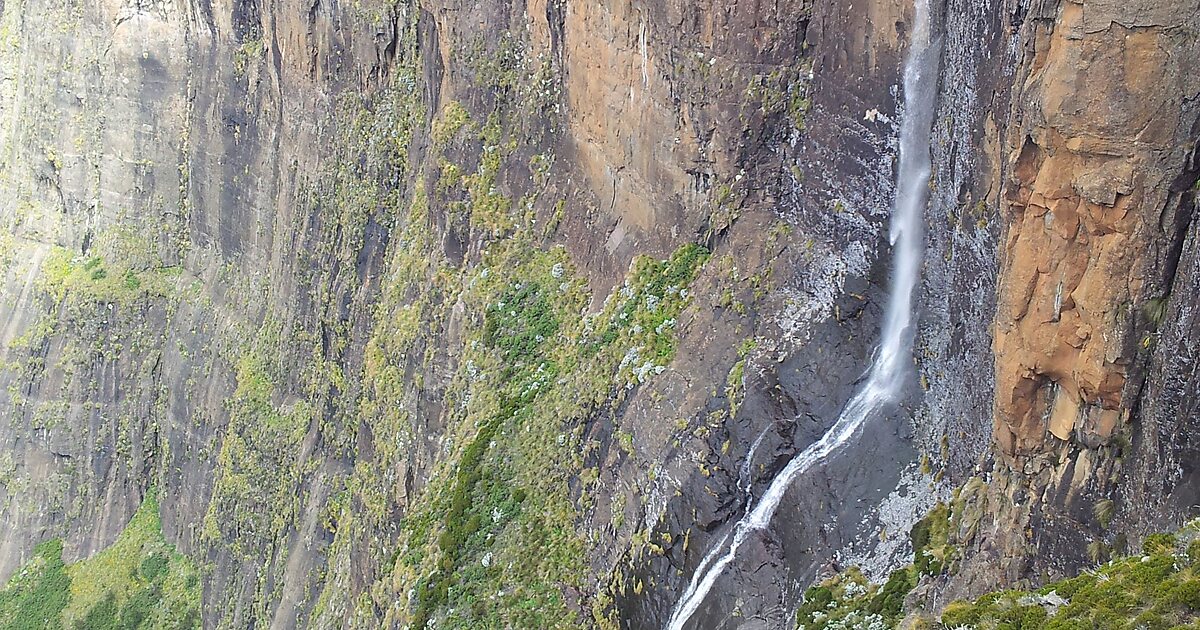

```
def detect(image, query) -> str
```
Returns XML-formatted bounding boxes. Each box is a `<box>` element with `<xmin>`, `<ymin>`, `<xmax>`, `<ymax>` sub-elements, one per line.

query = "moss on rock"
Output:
<box><xmin>0</xmin><ymin>491</ymin><xmax>200</xmax><ymax>630</ymax></box>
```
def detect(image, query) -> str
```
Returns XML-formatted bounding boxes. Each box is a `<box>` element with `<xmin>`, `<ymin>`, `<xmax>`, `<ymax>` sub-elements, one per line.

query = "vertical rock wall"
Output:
<box><xmin>938</xmin><ymin>0</ymin><xmax>1200</xmax><ymax>601</ymax></box>
<box><xmin>0</xmin><ymin>0</ymin><xmax>1197</xmax><ymax>627</ymax></box>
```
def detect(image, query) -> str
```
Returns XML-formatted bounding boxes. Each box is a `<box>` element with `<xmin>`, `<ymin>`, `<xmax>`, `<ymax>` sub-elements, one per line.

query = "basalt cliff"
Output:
<box><xmin>0</xmin><ymin>0</ymin><xmax>1197</xmax><ymax>628</ymax></box>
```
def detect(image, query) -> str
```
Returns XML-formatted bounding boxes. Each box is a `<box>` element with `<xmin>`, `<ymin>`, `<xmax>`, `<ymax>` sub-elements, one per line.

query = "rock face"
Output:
<box><xmin>941</xmin><ymin>0</ymin><xmax>1200</xmax><ymax>601</ymax></box>
<box><xmin>993</xmin><ymin>0</ymin><xmax>1198</xmax><ymax>456</ymax></box>
<box><xmin>0</xmin><ymin>0</ymin><xmax>1195</xmax><ymax>628</ymax></box>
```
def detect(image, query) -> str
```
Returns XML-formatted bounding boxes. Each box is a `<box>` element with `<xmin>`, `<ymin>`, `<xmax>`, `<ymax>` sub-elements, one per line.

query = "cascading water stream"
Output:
<box><xmin>664</xmin><ymin>2</ymin><xmax>942</xmax><ymax>628</ymax></box>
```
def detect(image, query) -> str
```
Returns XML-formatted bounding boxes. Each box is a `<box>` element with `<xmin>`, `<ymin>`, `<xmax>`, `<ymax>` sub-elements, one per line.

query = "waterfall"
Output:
<box><xmin>664</xmin><ymin>2</ymin><xmax>942</xmax><ymax>628</ymax></box>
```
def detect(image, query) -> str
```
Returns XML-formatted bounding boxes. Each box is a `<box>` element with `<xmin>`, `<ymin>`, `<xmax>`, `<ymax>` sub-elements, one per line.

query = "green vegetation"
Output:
<box><xmin>796</xmin><ymin>483</ymin><xmax>976</xmax><ymax>629</ymax></box>
<box><xmin>1093</xmin><ymin>498</ymin><xmax>1116</xmax><ymax>530</ymax></box>
<box><xmin>795</xmin><ymin>567</ymin><xmax>908</xmax><ymax>630</ymax></box>
<box><xmin>432</xmin><ymin>101</ymin><xmax>472</xmax><ymax>147</ymax></box>
<box><xmin>795</xmin><ymin>488</ymin><xmax>1200</xmax><ymax>630</ymax></box>
<box><xmin>287</xmin><ymin>20</ymin><xmax>708</xmax><ymax>623</ymax></box>
<box><xmin>594</xmin><ymin>243</ymin><xmax>710</xmax><ymax>367</ymax></box>
<box><xmin>201</xmin><ymin>323</ymin><xmax>313</xmax><ymax>559</ymax></box>
<box><xmin>233</xmin><ymin>36</ymin><xmax>265</xmax><ymax>76</ymax></box>
<box><xmin>795</xmin><ymin>498</ymin><xmax>959</xmax><ymax>628</ymax></box>
<box><xmin>1144</xmin><ymin>296</ymin><xmax>1170</xmax><ymax>330</ymax></box>
<box><xmin>2</xmin><ymin>5</ymin><xmax>712</xmax><ymax>627</ymax></box>
<box><xmin>744</xmin><ymin>64</ymin><xmax>814</xmax><ymax>132</ymax></box>
<box><xmin>940</xmin><ymin>527</ymin><xmax>1200</xmax><ymax>630</ymax></box>
<box><xmin>41</xmin><ymin>246</ymin><xmax>178</xmax><ymax>307</ymax></box>
<box><xmin>196</xmin><ymin>46</ymin><xmax>428</xmax><ymax>625</ymax></box>
<box><xmin>0</xmin><ymin>492</ymin><xmax>200</xmax><ymax>630</ymax></box>
<box><xmin>484</xmin><ymin>281</ymin><xmax>559</xmax><ymax>375</ymax></box>
<box><xmin>409</xmin><ymin>399</ymin><xmax>525</xmax><ymax>629</ymax></box>
<box><xmin>432</xmin><ymin>108</ymin><xmax>521</xmax><ymax>235</ymax></box>
<box><xmin>0</xmin><ymin>540</ymin><xmax>71</xmax><ymax>630</ymax></box>
<box><xmin>911</xmin><ymin>502</ymin><xmax>956</xmax><ymax>577</ymax></box>
<box><xmin>390</xmin><ymin>239</ymin><xmax>709</xmax><ymax>629</ymax></box>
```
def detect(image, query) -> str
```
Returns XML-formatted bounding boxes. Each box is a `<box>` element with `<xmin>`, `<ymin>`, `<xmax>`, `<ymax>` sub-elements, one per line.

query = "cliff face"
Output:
<box><xmin>937</xmin><ymin>0</ymin><xmax>1200</xmax><ymax>603</ymax></box>
<box><xmin>0</xmin><ymin>0</ymin><xmax>1196</xmax><ymax>628</ymax></box>
<box><xmin>994</xmin><ymin>0</ymin><xmax>1196</xmax><ymax>455</ymax></box>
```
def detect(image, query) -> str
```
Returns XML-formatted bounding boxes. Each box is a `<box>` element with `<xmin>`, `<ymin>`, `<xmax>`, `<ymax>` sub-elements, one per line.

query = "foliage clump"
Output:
<box><xmin>41</xmin><ymin>240</ymin><xmax>179</xmax><ymax>307</ymax></box>
<box><xmin>794</xmin><ymin>489</ymin><xmax>970</xmax><ymax>630</ymax></box>
<box><xmin>484</xmin><ymin>281</ymin><xmax>559</xmax><ymax>375</ymax></box>
<box><xmin>0</xmin><ymin>491</ymin><xmax>201</xmax><ymax>630</ymax></box>
<box><xmin>392</xmin><ymin>240</ymin><xmax>708</xmax><ymax>629</ymax></box>
<box><xmin>0</xmin><ymin>540</ymin><xmax>71</xmax><ymax>630</ymax></box>
<box><xmin>911</xmin><ymin>502</ymin><xmax>956</xmax><ymax>577</ymax></box>
<box><xmin>795</xmin><ymin>568</ymin><xmax>899</xmax><ymax>630</ymax></box>
<box><xmin>939</xmin><ymin>524</ymin><xmax>1200</xmax><ymax>629</ymax></box>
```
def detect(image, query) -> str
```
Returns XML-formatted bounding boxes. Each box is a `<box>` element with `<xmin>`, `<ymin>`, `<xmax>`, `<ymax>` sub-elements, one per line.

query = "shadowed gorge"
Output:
<box><xmin>0</xmin><ymin>0</ymin><xmax>1198</xmax><ymax>628</ymax></box>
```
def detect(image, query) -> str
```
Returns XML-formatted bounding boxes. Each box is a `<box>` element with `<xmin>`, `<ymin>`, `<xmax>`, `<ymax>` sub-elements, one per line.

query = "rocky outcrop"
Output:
<box><xmin>939</xmin><ymin>0</ymin><xmax>1200</xmax><ymax>602</ymax></box>
<box><xmin>992</xmin><ymin>0</ymin><xmax>1199</xmax><ymax>456</ymax></box>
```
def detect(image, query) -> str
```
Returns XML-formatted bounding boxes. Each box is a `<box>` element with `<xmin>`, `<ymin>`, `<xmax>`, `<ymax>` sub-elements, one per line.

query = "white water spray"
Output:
<box><xmin>664</xmin><ymin>2</ymin><xmax>941</xmax><ymax>628</ymax></box>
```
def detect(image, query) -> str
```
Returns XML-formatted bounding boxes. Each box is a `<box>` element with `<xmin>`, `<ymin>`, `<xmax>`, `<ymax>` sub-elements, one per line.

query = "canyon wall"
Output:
<box><xmin>0</xmin><ymin>0</ymin><xmax>1195</xmax><ymax>627</ymax></box>
<box><xmin>935</xmin><ymin>0</ymin><xmax>1200</xmax><ymax>604</ymax></box>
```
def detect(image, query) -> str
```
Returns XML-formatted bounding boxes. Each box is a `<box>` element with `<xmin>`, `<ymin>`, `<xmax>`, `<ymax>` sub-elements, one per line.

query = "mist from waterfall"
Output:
<box><xmin>663</xmin><ymin>1</ymin><xmax>942</xmax><ymax>627</ymax></box>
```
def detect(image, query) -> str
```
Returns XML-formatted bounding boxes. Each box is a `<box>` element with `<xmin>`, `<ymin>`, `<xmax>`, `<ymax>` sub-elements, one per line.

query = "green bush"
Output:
<box><xmin>0</xmin><ymin>540</ymin><xmax>72</xmax><ymax>630</ymax></box>
<box><xmin>76</xmin><ymin>594</ymin><xmax>118</xmax><ymax>630</ymax></box>
<box><xmin>910</xmin><ymin>502</ymin><xmax>951</xmax><ymax>576</ymax></box>
<box><xmin>868</xmin><ymin>569</ymin><xmax>914</xmax><ymax>619</ymax></box>
<box><xmin>999</xmin><ymin>604</ymin><xmax>1048</xmax><ymax>628</ymax></box>
<box><xmin>1144</xmin><ymin>534</ymin><xmax>1178</xmax><ymax>555</ymax></box>
<box><xmin>1130</xmin><ymin>610</ymin><xmax>1171</xmax><ymax>630</ymax></box>
<box><xmin>0</xmin><ymin>493</ymin><xmax>200</xmax><ymax>630</ymax></box>
<box><xmin>911</xmin><ymin>518</ymin><xmax>932</xmax><ymax>559</ymax></box>
<box><xmin>798</xmin><ymin>585</ymin><xmax>833</xmax><ymax>616</ymax></box>
<box><xmin>484</xmin><ymin>282</ymin><xmax>559</xmax><ymax>369</ymax></box>
<box><xmin>391</xmin><ymin>241</ymin><xmax>708</xmax><ymax>627</ymax></box>
<box><xmin>119</xmin><ymin>584</ymin><xmax>160</xmax><ymax>629</ymax></box>
<box><xmin>410</xmin><ymin>398</ymin><xmax>531</xmax><ymax>626</ymax></box>
<box><xmin>1171</xmin><ymin>580</ymin><xmax>1200</xmax><ymax>610</ymax></box>
<box><xmin>940</xmin><ymin>601</ymin><xmax>982</xmax><ymax>626</ymax></box>
<box><xmin>139</xmin><ymin>554</ymin><xmax>168</xmax><ymax>582</ymax></box>
<box><xmin>1188</xmin><ymin>540</ymin><xmax>1200</xmax><ymax>565</ymax></box>
<box><xmin>938</xmin><ymin>525</ymin><xmax>1200</xmax><ymax>629</ymax></box>
<box><xmin>1042</xmin><ymin>617</ymin><xmax>1091</xmax><ymax>630</ymax></box>
<box><xmin>1051</xmin><ymin>574</ymin><xmax>1091</xmax><ymax>599</ymax></box>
